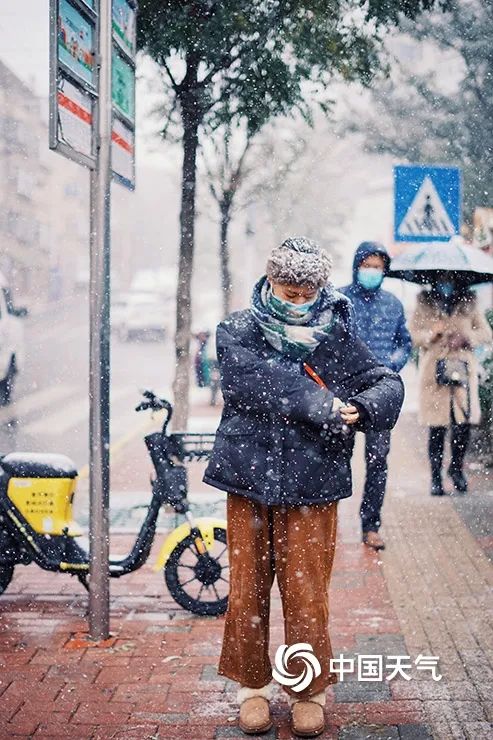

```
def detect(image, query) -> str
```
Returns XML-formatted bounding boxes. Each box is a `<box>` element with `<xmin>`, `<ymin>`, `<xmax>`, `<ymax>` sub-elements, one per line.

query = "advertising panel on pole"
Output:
<box><xmin>58</xmin><ymin>0</ymin><xmax>96</xmax><ymax>88</ymax></box>
<box><xmin>49</xmin><ymin>0</ymin><xmax>98</xmax><ymax>168</ymax></box>
<box><xmin>112</xmin><ymin>117</ymin><xmax>135</xmax><ymax>189</ymax></box>
<box><xmin>111</xmin><ymin>0</ymin><xmax>136</xmax><ymax>190</ymax></box>
<box><xmin>57</xmin><ymin>77</ymin><xmax>94</xmax><ymax>158</ymax></box>
<box><xmin>112</xmin><ymin>0</ymin><xmax>136</xmax><ymax>55</ymax></box>
<box><xmin>112</xmin><ymin>48</ymin><xmax>135</xmax><ymax>124</ymax></box>
<box><xmin>49</xmin><ymin>0</ymin><xmax>137</xmax><ymax>640</ymax></box>
<box><xmin>50</xmin><ymin>0</ymin><xmax>137</xmax><ymax>184</ymax></box>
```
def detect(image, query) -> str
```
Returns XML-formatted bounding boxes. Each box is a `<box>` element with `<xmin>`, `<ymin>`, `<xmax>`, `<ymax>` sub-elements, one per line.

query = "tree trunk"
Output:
<box><xmin>219</xmin><ymin>200</ymin><xmax>233</xmax><ymax>319</ymax></box>
<box><xmin>172</xmin><ymin>90</ymin><xmax>201</xmax><ymax>430</ymax></box>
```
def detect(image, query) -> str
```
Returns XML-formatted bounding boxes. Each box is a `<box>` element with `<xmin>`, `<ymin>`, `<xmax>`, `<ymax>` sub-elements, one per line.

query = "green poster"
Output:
<box><xmin>112</xmin><ymin>48</ymin><xmax>135</xmax><ymax>123</ymax></box>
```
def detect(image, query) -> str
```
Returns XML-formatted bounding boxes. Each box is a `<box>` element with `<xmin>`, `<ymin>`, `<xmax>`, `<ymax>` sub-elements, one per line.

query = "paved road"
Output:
<box><xmin>0</xmin><ymin>295</ymin><xmax>178</xmax><ymax>470</ymax></box>
<box><xmin>0</xmin><ymin>300</ymin><xmax>420</xmax><ymax>475</ymax></box>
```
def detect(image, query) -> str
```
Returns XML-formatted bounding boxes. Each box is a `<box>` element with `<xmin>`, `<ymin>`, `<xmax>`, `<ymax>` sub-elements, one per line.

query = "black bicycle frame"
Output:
<box><xmin>0</xmin><ymin>471</ymin><xmax>166</xmax><ymax>579</ymax></box>
<box><xmin>0</xmin><ymin>391</ymin><xmax>216</xmax><ymax>580</ymax></box>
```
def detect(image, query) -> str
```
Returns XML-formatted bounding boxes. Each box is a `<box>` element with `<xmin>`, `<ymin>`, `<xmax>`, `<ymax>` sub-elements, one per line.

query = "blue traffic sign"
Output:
<box><xmin>394</xmin><ymin>165</ymin><xmax>461</xmax><ymax>243</ymax></box>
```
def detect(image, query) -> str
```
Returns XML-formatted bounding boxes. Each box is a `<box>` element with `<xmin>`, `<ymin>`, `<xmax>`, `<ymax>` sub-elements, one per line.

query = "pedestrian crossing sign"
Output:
<box><xmin>394</xmin><ymin>165</ymin><xmax>461</xmax><ymax>242</ymax></box>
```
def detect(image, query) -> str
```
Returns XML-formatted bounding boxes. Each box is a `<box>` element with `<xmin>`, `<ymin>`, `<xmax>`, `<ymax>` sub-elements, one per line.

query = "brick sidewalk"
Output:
<box><xmin>0</xmin><ymin>401</ymin><xmax>492</xmax><ymax>738</ymax></box>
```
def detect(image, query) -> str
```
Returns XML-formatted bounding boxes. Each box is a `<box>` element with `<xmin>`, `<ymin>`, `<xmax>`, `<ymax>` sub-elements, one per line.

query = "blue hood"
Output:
<box><xmin>352</xmin><ymin>241</ymin><xmax>391</xmax><ymax>284</ymax></box>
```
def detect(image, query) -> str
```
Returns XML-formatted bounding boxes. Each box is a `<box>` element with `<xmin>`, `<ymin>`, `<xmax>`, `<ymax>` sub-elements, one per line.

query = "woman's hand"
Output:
<box><xmin>332</xmin><ymin>397</ymin><xmax>360</xmax><ymax>424</ymax></box>
<box><xmin>332</xmin><ymin>397</ymin><xmax>345</xmax><ymax>412</ymax></box>
<box><xmin>339</xmin><ymin>404</ymin><xmax>360</xmax><ymax>425</ymax></box>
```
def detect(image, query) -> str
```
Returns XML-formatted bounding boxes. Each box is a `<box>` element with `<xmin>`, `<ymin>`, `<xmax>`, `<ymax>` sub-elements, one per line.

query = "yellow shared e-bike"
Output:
<box><xmin>0</xmin><ymin>392</ymin><xmax>228</xmax><ymax>616</ymax></box>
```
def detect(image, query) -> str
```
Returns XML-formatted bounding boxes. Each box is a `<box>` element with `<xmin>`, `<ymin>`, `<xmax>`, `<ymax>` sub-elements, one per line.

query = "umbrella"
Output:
<box><xmin>387</xmin><ymin>238</ymin><xmax>493</xmax><ymax>286</ymax></box>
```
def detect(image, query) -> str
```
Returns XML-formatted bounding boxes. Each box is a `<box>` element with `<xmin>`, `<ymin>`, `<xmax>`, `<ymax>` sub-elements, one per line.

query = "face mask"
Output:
<box><xmin>268</xmin><ymin>289</ymin><xmax>319</xmax><ymax>319</ymax></box>
<box><xmin>357</xmin><ymin>267</ymin><xmax>384</xmax><ymax>291</ymax></box>
<box><xmin>436</xmin><ymin>282</ymin><xmax>454</xmax><ymax>298</ymax></box>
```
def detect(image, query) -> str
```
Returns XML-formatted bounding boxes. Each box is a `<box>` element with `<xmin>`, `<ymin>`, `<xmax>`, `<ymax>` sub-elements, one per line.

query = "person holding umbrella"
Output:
<box><xmin>410</xmin><ymin>275</ymin><xmax>491</xmax><ymax>495</ymax></box>
<box><xmin>389</xmin><ymin>239</ymin><xmax>493</xmax><ymax>496</ymax></box>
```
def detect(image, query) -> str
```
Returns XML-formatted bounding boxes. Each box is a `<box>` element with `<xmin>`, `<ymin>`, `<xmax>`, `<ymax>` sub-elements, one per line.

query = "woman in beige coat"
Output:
<box><xmin>410</xmin><ymin>278</ymin><xmax>492</xmax><ymax>495</ymax></box>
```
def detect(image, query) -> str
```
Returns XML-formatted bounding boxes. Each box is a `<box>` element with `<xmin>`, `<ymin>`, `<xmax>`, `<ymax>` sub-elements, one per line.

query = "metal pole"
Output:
<box><xmin>88</xmin><ymin>0</ymin><xmax>112</xmax><ymax>641</ymax></box>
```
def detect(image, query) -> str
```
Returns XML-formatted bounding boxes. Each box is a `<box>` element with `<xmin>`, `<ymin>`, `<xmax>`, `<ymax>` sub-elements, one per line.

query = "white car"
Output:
<box><xmin>111</xmin><ymin>292</ymin><xmax>132</xmax><ymax>336</ymax></box>
<box><xmin>117</xmin><ymin>292</ymin><xmax>168</xmax><ymax>341</ymax></box>
<box><xmin>0</xmin><ymin>272</ymin><xmax>27</xmax><ymax>405</ymax></box>
<box><xmin>130</xmin><ymin>268</ymin><xmax>177</xmax><ymax>297</ymax></box>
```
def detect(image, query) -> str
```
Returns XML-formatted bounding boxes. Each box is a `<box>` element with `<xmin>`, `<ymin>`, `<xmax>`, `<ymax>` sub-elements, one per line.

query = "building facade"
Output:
<box><xmin>0</xmin><ymin>60</ymin><xmax>88</xmax><ymax>307</ymax></box>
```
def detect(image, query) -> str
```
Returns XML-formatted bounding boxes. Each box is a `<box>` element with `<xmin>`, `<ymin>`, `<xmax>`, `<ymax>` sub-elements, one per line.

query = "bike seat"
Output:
<box><xmin>1</xmin><ymin>452</ymin><xmax>78</xmax><ymax>479</ymax></box>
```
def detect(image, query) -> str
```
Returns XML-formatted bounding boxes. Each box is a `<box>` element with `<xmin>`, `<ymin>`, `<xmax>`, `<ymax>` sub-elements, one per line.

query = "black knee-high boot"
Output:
<box><xmin>448</xmin><ymin>424</ymin><xmax>470</xmax><ymax>493</ymax></box>
<box><xmin>429</xmin><ymin>426</ymin><xmax>447</xmax><ymax>496</ymax></box>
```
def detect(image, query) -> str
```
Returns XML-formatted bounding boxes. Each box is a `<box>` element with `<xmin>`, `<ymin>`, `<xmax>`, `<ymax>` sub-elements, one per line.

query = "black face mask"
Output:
<box><xmin>435</xmin><ymin>282</ymin><xmax>455</xmax><ymax>299</ymax></box>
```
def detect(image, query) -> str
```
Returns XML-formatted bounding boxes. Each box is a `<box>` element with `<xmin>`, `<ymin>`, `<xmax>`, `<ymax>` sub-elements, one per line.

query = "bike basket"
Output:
<box><xmin>169</xmin><ymin>433</ymin><xmax>216</xmax><ymax>462</ymax></box>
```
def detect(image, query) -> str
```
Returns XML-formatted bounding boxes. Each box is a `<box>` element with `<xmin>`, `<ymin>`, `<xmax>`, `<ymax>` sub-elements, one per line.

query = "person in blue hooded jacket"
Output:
<box><xmin>339</xmin><ymin>241</ymin><xmax>411</xmax><ymax>551</ymax></box>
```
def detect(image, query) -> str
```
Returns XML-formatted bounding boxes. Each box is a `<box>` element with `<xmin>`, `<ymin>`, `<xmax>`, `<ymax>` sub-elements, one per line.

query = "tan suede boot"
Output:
<box><xmin>237</xmin><ymin>686</ymin><xmax>273</xmax><ymax>735</ymax></box>
<box><xmin>289</xmin><ymin>692</ymin><xmax>325</xmax><ymax>738</ymax></box>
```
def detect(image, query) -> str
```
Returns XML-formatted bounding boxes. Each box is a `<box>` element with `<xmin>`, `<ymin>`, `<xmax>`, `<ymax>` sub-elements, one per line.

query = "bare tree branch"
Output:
<box><xmin>158</xmin><ymin>53</ymin><xmax>181</xmax><ymax>92</ymax></box>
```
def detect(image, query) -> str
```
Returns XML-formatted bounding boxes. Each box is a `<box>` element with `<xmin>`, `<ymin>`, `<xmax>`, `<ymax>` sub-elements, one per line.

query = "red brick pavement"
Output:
<box><xmin>1</xmin><ymin>535</ymin><xmax>416</xmax><ymax>739</ymax></box>
<box><xmin>0</xmin><ymin>398</ymin><xmax>492</xmax><ymax>738</ymax></box>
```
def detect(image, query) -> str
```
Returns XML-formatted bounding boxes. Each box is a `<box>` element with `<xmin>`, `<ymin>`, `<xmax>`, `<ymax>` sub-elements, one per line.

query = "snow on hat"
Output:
<box><xmin>266</xmin><ymin>236</ymin><xmax>332</xmax><ymax>289</ymax></box>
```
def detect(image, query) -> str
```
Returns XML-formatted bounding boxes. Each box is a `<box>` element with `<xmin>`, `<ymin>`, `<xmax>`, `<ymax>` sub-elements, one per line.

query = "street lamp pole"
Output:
<box><xmin>88</xmin><ymin>0</ymin><xmax>112</xmax><ymax>641</ymax></box>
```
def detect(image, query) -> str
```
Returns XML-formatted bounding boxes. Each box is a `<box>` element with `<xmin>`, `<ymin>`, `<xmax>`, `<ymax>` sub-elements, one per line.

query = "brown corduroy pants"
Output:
<box><xmin>218</xmin><ymin>493</ymin><xmax>338</xmax><ymax>699</ymax></box>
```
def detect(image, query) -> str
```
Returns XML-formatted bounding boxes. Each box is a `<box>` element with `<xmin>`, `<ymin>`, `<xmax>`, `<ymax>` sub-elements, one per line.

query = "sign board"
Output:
<box><xmin>49</xmin><ymin>0</ymin><xmax>97</xmax><ymax>168</ymax></box>
<box><xmin>58</xmin><ymin>0</ymin><xmax>96</xmax><ymax>87</ymax></box>
<box><xmin>110</xmin><ymin>0</ymin><xmax>136</xmax><ymax>189</ymax></box>
<box><xmin>112</xmin><ymin>47</ymin><xmax>135</xmax><ymax>124</ymax></box>
<box><xmin>394</xmin><ymin>165</ymin><xmax>461</xmax><ymax>243</ymax></box>
<box><xmin>49</xmin><ymin>0</ymin><xmax>138</xmax><ymax>642</ymax></box>
<box><xmin>112</xmin><ymin>0</ymin><xmax>136</xmax><ymax>55</ymax></box>
<box><xmin>57</xmin><ymin>76</ymin><xmax>94</xmax><ymax>158</ymax></box>
<box><xmin>50</xmin><ymin>0</ymin><xmax>136</xmax><ymax>188</ymax></box>
<box><xmin>112</xmin><ymin>117</ymin><xmax>135</xmax><ymax>188</ymax></box>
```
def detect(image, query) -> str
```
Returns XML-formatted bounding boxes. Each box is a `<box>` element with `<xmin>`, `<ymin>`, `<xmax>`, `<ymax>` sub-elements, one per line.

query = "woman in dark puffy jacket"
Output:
<box><xmin>203</xmin><ymin>237</ymin><xmax>404</xmax><ymax>738</ymax></box>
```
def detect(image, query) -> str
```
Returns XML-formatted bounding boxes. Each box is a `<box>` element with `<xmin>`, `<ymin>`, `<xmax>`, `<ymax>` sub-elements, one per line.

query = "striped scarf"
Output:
<box><xmin>250</xmin><ymin>277</ymin><xmax>335</xmax><ymax>360</ymax></box>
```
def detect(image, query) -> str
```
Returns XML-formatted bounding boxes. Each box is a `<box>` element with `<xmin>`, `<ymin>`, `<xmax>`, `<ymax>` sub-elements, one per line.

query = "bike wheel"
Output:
<box><xmin>165</xmin><ymin>527</ymin><xmax>228</xmax><ymax>616</ymax></box>
<box><xmin>0</xmin><ymin>565</ymin><xmax>14</xmax><ymax>595</ymax></box>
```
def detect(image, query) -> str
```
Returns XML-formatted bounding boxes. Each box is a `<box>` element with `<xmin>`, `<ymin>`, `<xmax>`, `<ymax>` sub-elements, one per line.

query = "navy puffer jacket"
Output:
<box><xmin>339</xmin><ymin>242</ymin><xmax>412</xmax><ymax>373</ymax></box>
<box><xmin>203</xmin><ymin>297</ymin><xmax>404</xmax><ymax>507</ymax></box>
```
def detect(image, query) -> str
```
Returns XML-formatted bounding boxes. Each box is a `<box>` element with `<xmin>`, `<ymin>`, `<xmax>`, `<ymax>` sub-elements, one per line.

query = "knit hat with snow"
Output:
<box><xmin>266</xmin><ymin>237</ymin><xmax>332</xmax><ymax>289</ymax></box>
